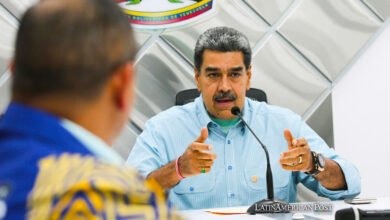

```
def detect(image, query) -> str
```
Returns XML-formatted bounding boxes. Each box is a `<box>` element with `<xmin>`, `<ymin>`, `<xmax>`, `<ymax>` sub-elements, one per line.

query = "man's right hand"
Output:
<box><xmin>178</xmin><ymin>127</ymin><xmax>217</xmax><ymax>178</ymax></box>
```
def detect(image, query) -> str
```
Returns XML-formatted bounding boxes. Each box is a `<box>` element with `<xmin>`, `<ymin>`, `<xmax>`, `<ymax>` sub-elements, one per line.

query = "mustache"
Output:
<box><xmin>213</xmin><ymin>91</ymin><xmax>237</xmax><ymax>101</ymax></box>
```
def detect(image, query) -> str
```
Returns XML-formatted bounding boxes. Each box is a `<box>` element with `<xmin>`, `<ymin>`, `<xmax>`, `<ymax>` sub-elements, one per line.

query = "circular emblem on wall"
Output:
<box><xmin>116</xmin><ymin>0</ymin><xmax>214</xmax><ymax>29</ymax></box>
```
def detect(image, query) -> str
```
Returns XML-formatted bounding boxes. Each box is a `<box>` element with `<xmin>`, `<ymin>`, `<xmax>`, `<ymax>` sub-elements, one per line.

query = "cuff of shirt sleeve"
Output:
<box><xmin>317</xmin><ymin>158</ymin><xmax>361</xmax><ymax>200</ymax></box>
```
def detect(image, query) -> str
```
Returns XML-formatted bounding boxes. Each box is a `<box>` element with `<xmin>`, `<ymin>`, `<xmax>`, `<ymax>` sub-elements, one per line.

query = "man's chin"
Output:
<box><xmin>212</xmin><ymin>109</ymin><xmax>237</xmax><ymax>120</ymax></box>
<box><xmin>218</xmin><ymin>113</ymin><xmax>237</xmax><ymax>120</ymax></box>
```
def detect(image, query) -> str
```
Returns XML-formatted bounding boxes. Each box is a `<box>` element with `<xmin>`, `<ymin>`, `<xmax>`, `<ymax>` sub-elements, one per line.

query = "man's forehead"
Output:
<box><xmin>204</xmin><ymin>66</ymin><xmax>244</xmax><ymax>72</ymax></box>
<box><xmin>201</xmin><ymin>50</ymin><xmax>245</xmax><ymax>70</ymax></box>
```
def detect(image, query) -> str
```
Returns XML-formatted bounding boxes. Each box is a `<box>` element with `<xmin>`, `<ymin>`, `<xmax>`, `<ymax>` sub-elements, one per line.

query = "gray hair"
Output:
<box><xmin>194</xmin><ymin>26</ymin><xmax>251</xmax><ymax>72</ymax></box>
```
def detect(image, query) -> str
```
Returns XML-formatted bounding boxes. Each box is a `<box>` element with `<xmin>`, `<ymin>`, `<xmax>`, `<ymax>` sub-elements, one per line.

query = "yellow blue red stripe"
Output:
<box><xmin>116</xmin><ymin>0</ymin><xmax>213</xmax><ymax>25</ymax></box>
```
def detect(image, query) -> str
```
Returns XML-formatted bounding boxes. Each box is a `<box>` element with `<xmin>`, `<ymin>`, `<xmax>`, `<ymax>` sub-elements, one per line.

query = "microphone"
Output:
<box><xmin>231</xmin><ymin>106</ymin><xmax>289</xmax><ymax>214</ymax></box>
<box><xmin>336</xmin><ymin>207</ymin><xmax>390</xmax><ymax>220</ymax></box>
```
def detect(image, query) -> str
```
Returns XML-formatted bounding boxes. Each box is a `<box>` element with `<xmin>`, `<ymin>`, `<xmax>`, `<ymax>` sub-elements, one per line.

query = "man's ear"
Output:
<box><xmin>194</xmin><ymin>67</ymin><xmax>201</xmax><ymax>91</ymax></box>
<box><xmin>111</xmin><ymin>62</ymin><xmax>135</xmax><ymax>111</ymax></box>
<box><xmin>246</xmin><ymin>64</ymin><xmax>252</xmax><ymax>90</ymax></box>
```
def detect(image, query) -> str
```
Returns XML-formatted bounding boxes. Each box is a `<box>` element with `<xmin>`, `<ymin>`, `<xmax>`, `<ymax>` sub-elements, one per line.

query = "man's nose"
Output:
<box><xmin>218</xmin><ymin>75</ymin><xmax>231</xmax><ymax>92</ymax></box>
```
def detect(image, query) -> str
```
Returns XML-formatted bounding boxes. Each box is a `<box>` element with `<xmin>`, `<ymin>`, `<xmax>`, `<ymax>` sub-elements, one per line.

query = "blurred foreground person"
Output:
<box><xmin>0</xmin><ymin>0</ymin><xmax>179</xmax><ymax>219</ymax></box>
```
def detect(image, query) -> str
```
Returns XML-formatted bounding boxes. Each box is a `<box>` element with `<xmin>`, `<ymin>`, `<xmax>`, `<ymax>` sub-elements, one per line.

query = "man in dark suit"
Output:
<box><xmin>0</xmin><ymin>0</ymin><xmax>178</xmax><ymax>219</ymax></box>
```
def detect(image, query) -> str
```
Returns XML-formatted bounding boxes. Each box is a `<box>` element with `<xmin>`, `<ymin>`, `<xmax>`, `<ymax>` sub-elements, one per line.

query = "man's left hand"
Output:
<box><xmin>279</xmin><ymin>129</ymin><xmax>314</xmax><ymax>172</ymax></box>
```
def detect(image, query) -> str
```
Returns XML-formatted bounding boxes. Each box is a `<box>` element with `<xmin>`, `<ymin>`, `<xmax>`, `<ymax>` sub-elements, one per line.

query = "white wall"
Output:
<box><xmin>332</xmin><ymin>24</ymin><xmax>390</xmax><ymax>198</ymax></box>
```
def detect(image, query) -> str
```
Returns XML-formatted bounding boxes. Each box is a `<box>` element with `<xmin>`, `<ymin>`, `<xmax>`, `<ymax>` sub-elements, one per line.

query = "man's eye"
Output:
<box><xmin>208</xmin><ymin>73</ymin><xmax>219</xmax><ymax>78</ymax></box>
<box><xmin>231</xmin><ymin>73</ymin><xmax>241</xmax><ymax>78</ymax></box>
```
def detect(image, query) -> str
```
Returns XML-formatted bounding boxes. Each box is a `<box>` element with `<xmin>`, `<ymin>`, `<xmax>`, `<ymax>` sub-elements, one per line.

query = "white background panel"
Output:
<box><xmin>130</xmin><ymin>42</ymin><xmax>195</xmax><ymax>129</ymax></box>
<box><xmin>0</xmin><ymin>0</ymin><xmax>38</xmax><ymax>18</ymax></box>
<box><xmin>251</xmin><ymin>36</ymin><xmax>329</xmax><ymax>115</ymax></box>
<box><xmin>245</xmin><ymin>0</ymin><xmax>294</xmax><ymax>25</ymax></box>
<box><xmin>134</xmin><ymin>31</ymin><xmax>151</xmax><ymax>48</ymax></box>
<box><xmin>279</xmin><ymin>0</ymin><xmax>380</xmax><ymax>81</ymax></box>
<box><xmin>332</xmin><ymin>24</ymin><xmax>390</xmax><ymax>197</ymax></box>
<box><xmin>0</xmin><ymin>72</ymin><xmax>11</xmax><ymax>114</ymax></box>
<box><xmin>363</xmin><ymin>0</ymin><xmax>390</xmax><ymax>21</ymax></box>
<box><xmin>0</xmin><ymin>6</ymin><xmax>17</xmax><ymax>77</ymax></box>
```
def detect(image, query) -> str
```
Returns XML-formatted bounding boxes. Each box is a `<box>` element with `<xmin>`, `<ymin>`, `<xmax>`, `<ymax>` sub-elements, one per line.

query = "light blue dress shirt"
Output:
<box><xmin>61</xmin><ymin>119</ymin><xmax>124</xmax><ymax>165</ymax></box>
<box><xmin>127</xmin><ymin>96</ymin><xmax>361</xmax><ymax>210</ymax></box>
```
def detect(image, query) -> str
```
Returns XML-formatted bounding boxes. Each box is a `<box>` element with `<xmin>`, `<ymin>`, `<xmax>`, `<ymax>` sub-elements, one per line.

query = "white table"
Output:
<box><xmin>177</xmin><ymin>197</ymin><xmax>390</xmax><ymax>220</ymax></box>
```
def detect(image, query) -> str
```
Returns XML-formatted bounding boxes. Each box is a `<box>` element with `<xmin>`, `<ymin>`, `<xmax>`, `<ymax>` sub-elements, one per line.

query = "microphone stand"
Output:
<box><xmin>231</xmin><ymin>107</ymin><xmax>289</xmax><ymax>214</ymax></box>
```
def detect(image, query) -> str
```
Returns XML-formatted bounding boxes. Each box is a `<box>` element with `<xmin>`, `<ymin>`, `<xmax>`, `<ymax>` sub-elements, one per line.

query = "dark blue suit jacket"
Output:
<box><xmin>0</xmin><ymin>103</ymin><xmax>92</xmax><ymax>219</ymax></box>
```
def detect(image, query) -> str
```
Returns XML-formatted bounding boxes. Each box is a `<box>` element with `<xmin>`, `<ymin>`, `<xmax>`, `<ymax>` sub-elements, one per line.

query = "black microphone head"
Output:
<box><xmin>231</xmin><ymin>106</ymin><xmax>241</xmax><ymax>116</ymax></box>
<box><xmin>335</xmin><ymin>208</ymin><xmax>358</xmax><ymax>220</ymax></box>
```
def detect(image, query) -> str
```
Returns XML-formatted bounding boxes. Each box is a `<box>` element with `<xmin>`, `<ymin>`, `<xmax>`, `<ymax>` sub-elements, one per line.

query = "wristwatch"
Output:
<box><xmin>305</xmin><ymin>151</ymin><xmax>325</xmax><ymax>177</ymax></box>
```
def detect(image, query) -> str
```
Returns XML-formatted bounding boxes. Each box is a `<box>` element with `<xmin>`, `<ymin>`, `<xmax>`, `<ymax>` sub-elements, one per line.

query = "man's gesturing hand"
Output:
<box><xmin>279</xmin><ymin>129</ymin><xmax>314</xmax><ymax>172</ymax></box>
<box><xmin>179</xmin><ymin>127</ymin><xmax>217</xmax><ymax>178</ymax></box>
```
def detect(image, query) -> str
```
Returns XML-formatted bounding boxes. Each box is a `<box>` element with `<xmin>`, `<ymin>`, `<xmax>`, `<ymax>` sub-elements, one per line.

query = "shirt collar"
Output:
<box><xmin>195</xmin><ymin>95</ymin><xmax>213</xmax><ymax>128</ymax></box>
<box><xmin>241</xmin><ymin>97</ymin><xmax>252</xmax><ymax>123</ymax></box>
<box><xmin>60</xmin><ymin>118</ymin><xmax>124</xmax><ymax>165</ymax></box>
<box><xmin>240</xmin><ymin>98</ymin><xmax>252</xmax><ymax>134</ymax></box>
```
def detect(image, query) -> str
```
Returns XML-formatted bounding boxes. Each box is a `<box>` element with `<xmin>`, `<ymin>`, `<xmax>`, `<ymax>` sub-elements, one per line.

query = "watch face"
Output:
<box><xmin>317</xmin><ymin>154</ymin><xmax>325</xmax><ymax>168</ymax></box>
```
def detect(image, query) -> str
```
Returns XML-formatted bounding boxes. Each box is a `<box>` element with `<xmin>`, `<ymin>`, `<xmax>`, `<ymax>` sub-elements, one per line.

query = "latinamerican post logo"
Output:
<box><xmin>255</xmin><ymin>202</ymin><xmax>333</xmax><ymax>213</ymax></box>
